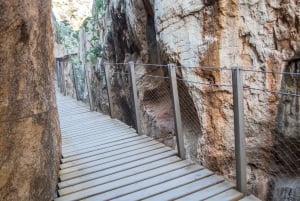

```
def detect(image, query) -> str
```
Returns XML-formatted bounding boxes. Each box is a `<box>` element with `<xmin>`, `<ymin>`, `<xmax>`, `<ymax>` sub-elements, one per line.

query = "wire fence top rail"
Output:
<box><xmin>103</xmin><ymin>62</ymin><xmax>300</xmax><ymax>76</ymax></box>
<box><xmin>101</xmin><ymin>62</ymin><xmax>300</xmax><ymax>97</ymax></box>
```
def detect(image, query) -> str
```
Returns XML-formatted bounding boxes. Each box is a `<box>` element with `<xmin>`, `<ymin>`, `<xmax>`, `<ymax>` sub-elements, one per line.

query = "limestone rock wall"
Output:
<box><xmin>0</xmin><ymin>1</ymin><xmax>61</xmax><ymax>200</ymax></box>
<box><xmin>98</xmin><ymin>0</ymin><xmax>300</xmax><ymax>199</ymax></box>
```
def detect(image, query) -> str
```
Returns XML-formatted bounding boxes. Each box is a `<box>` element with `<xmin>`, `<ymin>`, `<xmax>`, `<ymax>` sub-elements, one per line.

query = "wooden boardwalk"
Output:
<box><xmin>55</xmin><ymin>93</ymin><xmax>253</xmax><ymax>201</ymax></box>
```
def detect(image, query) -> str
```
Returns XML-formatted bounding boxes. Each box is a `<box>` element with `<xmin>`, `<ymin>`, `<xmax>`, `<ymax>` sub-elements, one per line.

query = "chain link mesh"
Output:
<box><xmin>136</xmin><ymin>65</ymin><xmax>175</xmax><ymax>148</ymax></box>
<box><xmin>58</xmin><ymin>61</ymin><xmax>300</xmax><ymax>200</ymax></box>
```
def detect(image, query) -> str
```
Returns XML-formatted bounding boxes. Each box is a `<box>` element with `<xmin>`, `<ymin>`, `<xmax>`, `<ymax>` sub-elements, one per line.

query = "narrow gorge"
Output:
<box><xmin>54</xmin><ymin>1</ymin><xmax>300</xmax><ymax>200</ymax></box>
<box><xmin>0</xmin><ymin>0</ymin><xmax>297</xmax><ymax>200</ymax></box>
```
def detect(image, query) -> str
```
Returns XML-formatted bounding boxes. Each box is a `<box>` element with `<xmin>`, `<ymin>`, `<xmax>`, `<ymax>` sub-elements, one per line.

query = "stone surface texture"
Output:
<box><xmin>0</xmin><ymin>1</ymin><xmax>61</xmax><ymax>200</ymax></box>
<box><xmin>52</xmin><ymin>0</ymin><xmax>92</xmax><ymax>29</ymax></box>
<box><xmin>99</xmin><ymin>0</ymin><xmax>300</xmax><ymax>200</ymax></box>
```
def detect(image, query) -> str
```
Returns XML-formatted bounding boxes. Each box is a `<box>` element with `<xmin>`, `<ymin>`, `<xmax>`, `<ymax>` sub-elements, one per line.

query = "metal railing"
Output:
<box><xmin>56</xmin><ymin>60</ymin><xmax>300</xmax><ymax>199</ymax></box>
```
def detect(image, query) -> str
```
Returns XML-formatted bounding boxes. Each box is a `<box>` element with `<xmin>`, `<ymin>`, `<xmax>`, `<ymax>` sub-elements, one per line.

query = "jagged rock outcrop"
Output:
<box><xmin>99</xmin><ymin>0</ymin><xmax>299</xmax><ymax>200</ymax></box>
<box><xmin>0</xmin><ymin>1</ymin><xmax>61</xmax><ymax>200</ymax></box>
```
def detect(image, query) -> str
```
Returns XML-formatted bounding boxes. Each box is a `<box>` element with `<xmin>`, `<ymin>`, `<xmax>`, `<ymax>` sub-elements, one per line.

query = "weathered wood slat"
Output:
<box><xmin>60</xmin><ymin>148</ymin><xmax>175</xmax><ymax>181</ymax></box>
<box><xmin>64</xmin><ymin>132</ymin><xmax>149</xmax><ymax>157</ymax></box>
<box><xmin>55</xmin><ymin>92</ymin><xmax>257</xmax><ymax>201</ymax></box>
<box><xmin>142</xmin><ymin>175</ymin><xmax>224</xmax><ymax>201</ymax></box>
<box><xmin>57</xmin><ymin>162</ymin><xmax>198</xmax><ymax>201</ymax></box>
<box><xmin>111</xmin><ymin>168</ymin><xmax>212</xmax><ymax>201</ymax></box>
<box><xmin>61</xmin><ymin>118</ymin><xmax>126</xmax><ymax>132</ymax></box>
<box><xmin>61</xmin><ymin>126</ymin><xmax>135</xmax><ymax>142</ymax></box>
<box><xmin>58</xmin><ymin>150</ymin><xmax>177</xmax><ymax>189</ymax></box>
<box><xmin>90</xmin><ymin>166</ymin><xmax>209</xmax><ymax>201</ymax></box>
<box><xmin>62</xmin><ymin>130</ymin><xmax>135</xmax><ymax>146</ymax></box>
<box><xmin>62</xmin><ymin>133</ymin><xmax>137</xmax><ymax>154</ymax></box>
<box><xmin>59</xmin><ymin>143</ymin><xmax>165</xmax><ymax>175</ymax></box>
<box><xmin>205</xmin><ymin>189</ymin><xmax>244</xmax><ymax>201</ymax></box>
<box><xmin>175</xmin><ymin>181</ymin><xmax>234</xmax><ymax>201</ymax></box>
<box><xmin>59</xmin><ymin>156</ymin><xmax>181</xmax><ymax>196</ymax></box>
<box><xmin>61</xmin><ymin>136</ymin><xmax>150</xmax><ymax>162</ymax></box>
<box><xmin>60</xmin><ymin>138</ymin><xmax>154</xmax><ymax>168</ymax></box>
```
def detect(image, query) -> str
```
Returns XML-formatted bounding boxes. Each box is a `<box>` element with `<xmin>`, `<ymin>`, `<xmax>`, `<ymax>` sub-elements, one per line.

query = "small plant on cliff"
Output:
<box><xmin>56</xmin><ymin>20</ymin><xmax>78</xmax><ymax>52</ymax></box>
<box><xmin>81</xmin><ymin>16</ymin><xmax>93</xmax><ymax>32</ymax></box>
<box><xmin>94</xmin><ymin>0</ymin><xmax>105</xmax><ymax>14</ymax></box>
<box><xmin>85</xmin><ymin>43</ymin><xmax>102</xmax><ymax>63</ymax></box>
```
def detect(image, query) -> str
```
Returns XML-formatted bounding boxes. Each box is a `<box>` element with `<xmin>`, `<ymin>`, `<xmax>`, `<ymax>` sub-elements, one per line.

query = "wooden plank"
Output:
<box><xmin>86</xmin><ymin>165</ymin><xmax>208</xmax><ymax>201</ymax></box>
<box><xmin>62</xmin><ymin>134</ymin><xmax>138</xmax><ymax>155</ymax></box>
<box><xmin>62</xmin><ymin>123</ymin><xmax>133</xmax><ymax>135</ymax></box>
<box><xmin>62</xmin><ymin>132</ymin><xmax>136</xmax><ymax>151</ymax></box>
<box><xmin>205</xmin><ymin>189</ymin><xmax>244</xmax><ymax>201</ymax></box>
<box><xmin>59</xmin><ymin>157</ymin><xmax>182</xmax><ymax>196</ymax></box>
<box><xmin>60</xmin><ymin>118</ymin><xmax>123</xmax><ymax>131</ymax></box>
<box><xmin>58</xmin><ymin>150</ymin><xmax>177</xmax><ymax>188</ymax></box>
<box><xmin>59</xmin><ymin>114</ymin><xmax>109</xmax><ymax>123</ymax></box>
<box><xmin>58</xmin><ymin>111</ymin><xmax>90</xmax><ymax>117</ymax></box>
<box><xmin>62</xmin><ymin>131</ymin><xmax>136</xmax><ymax>150</ymax></box>
<box><xmin>61</xmin><ymin>125</ymin><xmax>134</xmax><ymax>140</ymax></box>
<box><xmin>58</xmin><ymin>106</ymin><xmax>87</xmax><ymax>110</ymax></box>
<box><xmin>61</xmin><ymin>119</ymin><xmax>114</xmax><ymax>132</ymax></box>
<box><xmin>61</xmin><ymin>123</ymin><xmax>132</xmax><ymax>136</ymax></box>
<box><xmin>61</xmin><ymin>141</ymin><xmax>160</xmax><ymax>170</ymax></box>
<box><xmin>60</xmin><ymin>148</ymin><xmax>174</xmax><ymax>181</ymax></box>
<box><xmin>61</xmin><ymin>136</ymin><xmax>150</xmax><ymax>163</ymax></box>
<box><xmin>59</xmin><ymin>112</ymin><xmax>107</xmax><ymax>121</ymax></box>
<box><xmin>59</xmin><ymin>143</ymin><xmax>165</xmax><ymax>175</ymax></box>
<box><xmin>175</xmin><ymin>181</ymin><xmax>234</xmax><ymax>201</ymax></box>
<box><xmin>62</xmin><ymin>129</ymin><xmax>134</xmax><ymax>143</ymax></box>
<box><xmin>62</xmin><ymin>133</ymin><xmax>141</xmax><ymax>156</ymax></box>
<box><xmin>56</xmin><ymin>161</ymin><xmax>198</xmax><ymax>201</ymax></box>
<box><xmin>142</xmin><ymin>175</ymin><xmax>224</xmax><ymax>201</ymax></box>
<box><xmin>62</xmin><ymin>134</ymin><xmax>131</xmax><ymax>147</ymax></box>
<box><xmin>61</xmin><ymin>124</ymin><xmax>132</xmax><ymax>137</ymax></box>
<box><xmin>60</xmin><ymin>138</ymin><xmax>154</xmax><ymax>169</ymax></box>
<box><xmin>55</xmin><ymin>92</ymin><xmax>255</xmax><ymax>201</ymax></box>
<box><xmin>58</xmin><ymin>109</ymin><xmax>90</xmax><ymax>114</ymax></box>
<box><xmin>111</xmin><ymin>168</ymin><xmax>212</xmax><ymax>201</ymax></box>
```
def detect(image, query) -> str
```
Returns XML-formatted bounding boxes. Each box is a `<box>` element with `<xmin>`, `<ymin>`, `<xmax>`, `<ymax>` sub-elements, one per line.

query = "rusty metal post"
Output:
<box><xmin>129</xmin><ymin>62</ymin><xmax>142</xmax><ymax>135</ymax></box>
<box><xmin>168</xmin><ymin>64</ymin><xmax>185</xmax><ymax>159</ymax></box>
<box><xmin>104</xmin><ymin>63</ymin><xmax>114</xmax><ymax>118</ymax></box>
<box><xmin>232</xmin><ymin>67</ymin><xmax>247</xmax><ymax>196</ymax></box>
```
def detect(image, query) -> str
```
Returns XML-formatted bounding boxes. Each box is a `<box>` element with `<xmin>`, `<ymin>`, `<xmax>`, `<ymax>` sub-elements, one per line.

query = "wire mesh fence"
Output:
<box><xmin>135</xmin><ymin>64</ymin><xmax>175</xmax><ymax>148</ymax></box>
<box><xmin>175</xmin><ymin>66</ymin><xmax>237</xmax><ymax>178</ymax></box>
<box><xmin>108</xmin><ymin>63</ymin><xmax>135</xmax><ymax>128</ymax></box>
<box><xmin>57</xmin><ymin>60</ymin><xmax>300</xmax><ymax>199</ymax></box>
<box><xmin>242</xmin><ymin>64</ymin><xmax>300</xmax><ymax>199</ymax></box>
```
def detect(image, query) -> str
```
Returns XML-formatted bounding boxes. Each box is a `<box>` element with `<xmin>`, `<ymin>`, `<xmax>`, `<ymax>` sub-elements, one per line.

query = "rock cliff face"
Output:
<box><xmin>52</xmin><ymin>0</ymin><xmax>92</xmax><ymax>29</ymax></box>
<box><xmin>0</xmin><ymin>1</ymin><xmax>61</xmax><ymax>200</ymax></box>
<box><xmin>100</xmin><ymin>0</ymin><xmax>300</xmax><ymax>200</ymax></box>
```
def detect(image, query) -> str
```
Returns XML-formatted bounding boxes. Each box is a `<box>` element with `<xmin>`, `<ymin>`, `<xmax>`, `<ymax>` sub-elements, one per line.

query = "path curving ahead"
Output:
<box><xmin>54</xmin><ymin>92</ymin><xmax>256</xmax><ymax>201</ymax></box>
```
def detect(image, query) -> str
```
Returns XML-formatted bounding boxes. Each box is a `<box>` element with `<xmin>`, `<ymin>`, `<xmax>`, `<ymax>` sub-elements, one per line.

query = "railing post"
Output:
<box><xmin>71</xmin><ymin>64</ymin><xmax>80</xmax><ymax>101</ymax></box>
<box><xmin>232</xmin><ymin>67</ymin><xmax>247</xmax><ymax>196</ymax></box>
<box><xmin>104</xmin><ymin>63</ymin><xmax>114</xmax><ymax>118</ymax></box>
<box><xmin>59</xmin><ymin>61</ymin><xmax>63</xmax><ymax>93</ymax></box>
<box><xmin>61</xmin><ymin>62</ymin><xmax>66</xmax><ymax>96</ymax></box>
<box><xmin>84</xmin><ymin>64</ymin><xmax>94</xmax><ymax>111</ymax></box>
<box><xmin>56</xmin><ymin>60</ymin><xmax>61</xmax><ymax>88</ymax></box>
<box><xmin>168</xmin><ymin>64</ymin><xmax>186</xmax><ymax>159</ymax></box>
<box><xmin>87</xmin><ymin>71</ymin><xmax>94</xmax><ymax>111</ymax></box>
<box><xmin>55</xmin><ymin>59</ymin><xmax>60</xmax><ymax>88</ymax></box>
<box><xmin>129</xmin><ymin>62</ymin><xmax>142</xmax><ymax>135</ymax></box>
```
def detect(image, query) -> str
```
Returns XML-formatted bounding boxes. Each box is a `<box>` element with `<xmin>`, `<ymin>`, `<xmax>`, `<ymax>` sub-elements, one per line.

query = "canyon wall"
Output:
<box><xmin>0</xmin><ymin>1</ymin><xmax>61</xmax><ymax>200</ymax></box>
<box><xmin>99</xmin><ymin>0</ymin><xmax>300</xmax><ymax>200</ymax></box>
